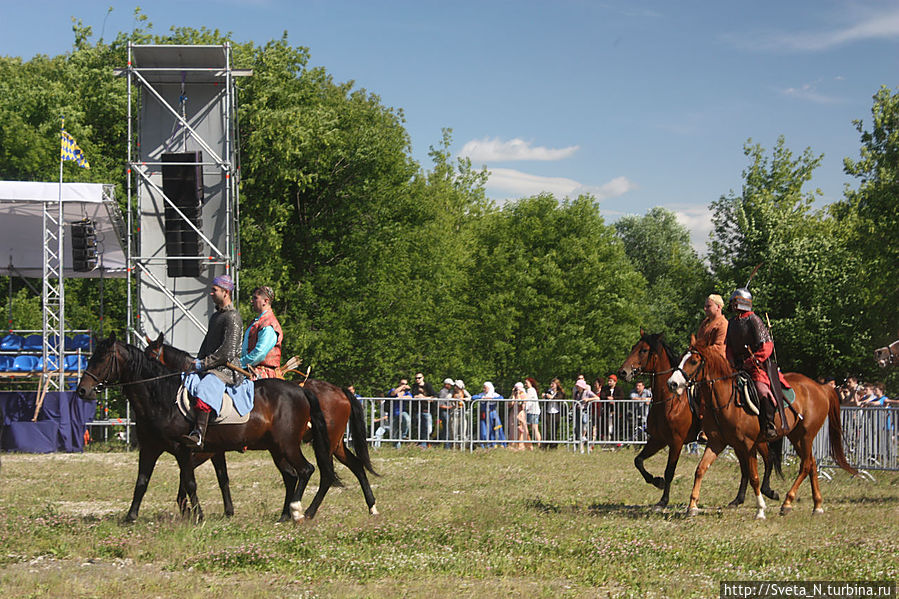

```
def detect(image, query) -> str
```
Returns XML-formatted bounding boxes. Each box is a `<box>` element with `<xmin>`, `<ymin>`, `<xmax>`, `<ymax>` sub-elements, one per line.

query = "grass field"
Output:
<box><xmin>0</xmin><ymin>445</ymin><xmax>896</xmax><ymax>598</ymax></box>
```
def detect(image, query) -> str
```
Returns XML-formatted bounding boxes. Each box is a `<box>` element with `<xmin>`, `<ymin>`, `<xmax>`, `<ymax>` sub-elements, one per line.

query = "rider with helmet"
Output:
<box><xmin>724</xmin><ymin>287</ymin><xmax>790</xmax><ymax>441</ymax></box>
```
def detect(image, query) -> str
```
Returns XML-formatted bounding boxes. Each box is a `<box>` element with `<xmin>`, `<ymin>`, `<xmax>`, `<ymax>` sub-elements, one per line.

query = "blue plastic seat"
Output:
<box><xmin>41</xmin><ymin>356</ymin><xmax>60</xmax><ymax>371</ymax></box>
<box><xmin>70</xmin><ymin>334</ymin><xmax>93</xmax><ymax>351</ymax></box>
<box><xmin>22</xmin><ymin>335</ymin><xmax>43</xmax><ymax>351</ymax></box>
<box><xmin>0</xmin><ymin>355</ymin><xmax>12</xmax><ymax>371</ymax></box>
<box><xmin>1</xmin><ymin>334</ymin><xmax>23</xmax><ymax>350</ymax></box>
<box><xmin>11</xmin><ymin>355</ymin><xmax>40</xmax><ymax>372</ymax></box>
<box><xmin>64</xmin><ymin>355</ymin><xmax>87</xmax><ymax>371</ymax></box>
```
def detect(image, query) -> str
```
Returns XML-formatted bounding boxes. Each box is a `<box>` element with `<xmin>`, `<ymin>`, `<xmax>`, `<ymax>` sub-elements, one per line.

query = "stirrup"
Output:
<box><xmin>180</xmin><ymin>431</ymin><xmax>203</xmax><ymax>450</ymax></box>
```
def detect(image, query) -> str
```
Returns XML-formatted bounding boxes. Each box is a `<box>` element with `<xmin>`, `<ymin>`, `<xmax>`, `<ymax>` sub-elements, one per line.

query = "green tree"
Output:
<box><xmin>461</xmin><ymin>193</ymin><xmax>647</xmax><ymax>390</ymax></box>
<box><xmin>835</xmin><ymin>86</ymin><xmax>899</xmax><ymax>389</ymax></box>
<box><xmin>615</xmin><ymin>207</ymin><xmax>711</xmax><ymax>345</ymax></box>
<box><xmin>708</xmin><ymin>137</ymin><xmax>865</xmax><ymax>378</ymax></box>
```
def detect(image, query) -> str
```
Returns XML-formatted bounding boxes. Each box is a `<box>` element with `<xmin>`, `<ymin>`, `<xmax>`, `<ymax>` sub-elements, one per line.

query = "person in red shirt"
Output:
<box><xmin>724</xmin><ymin>287</ymin><xmax>790</xmax><ymax>440</ymax></box>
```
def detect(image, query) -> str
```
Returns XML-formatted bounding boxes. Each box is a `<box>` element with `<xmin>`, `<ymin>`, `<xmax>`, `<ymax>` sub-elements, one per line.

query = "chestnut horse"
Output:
<box><xmin>618</xmin><ymin>330</ymin><xmax>780</xmax><ymax>509</ymax></box>
<box><xmin>75</xmin><ymin>334</ymin><xmax>336</xmax><ymax>523</ymax></box>
<box><xmin>144</xmin><ymin>334</ymin><xmax>379</xmax><ymax>519</ymax></box>
<box><xmin>668</xmin><ymin>335</ymin><xmax>857</xmax><ymax>518</ymax></box>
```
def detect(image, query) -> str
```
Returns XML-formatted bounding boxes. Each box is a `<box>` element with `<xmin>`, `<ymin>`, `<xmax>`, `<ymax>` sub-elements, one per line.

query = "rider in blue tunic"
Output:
<box><xmin>181</xmin><ymin>274</ymin><xmax>244</xmax><ymax>450</ymax></box>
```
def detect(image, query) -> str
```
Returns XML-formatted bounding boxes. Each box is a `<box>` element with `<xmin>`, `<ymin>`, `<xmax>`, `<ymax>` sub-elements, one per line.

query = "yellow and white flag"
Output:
<box><xmin>61</xmin><ymin>125</ymin><xmax>90</xmax><ymax>169</ymax></box>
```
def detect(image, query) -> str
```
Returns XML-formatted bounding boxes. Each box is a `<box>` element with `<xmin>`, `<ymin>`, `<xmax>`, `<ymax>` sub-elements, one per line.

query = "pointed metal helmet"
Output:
<box><xmin>729</xmin><ymin>287</ymin><xmax>753</xmax><ymax>311</ymax></box>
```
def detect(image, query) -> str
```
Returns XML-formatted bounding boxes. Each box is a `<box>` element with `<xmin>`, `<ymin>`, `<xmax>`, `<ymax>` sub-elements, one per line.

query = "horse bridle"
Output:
<box><xmin>632</xmin><ymin>339</ymin><xmax>679</xmax><ymax>406</ymax></box>
<box><xmin>674</xmin><ymin>349</ymin><xmax>705</xmax><ymax>390</ymax></box>
<box><xmin>81</xmin><ymin>341</ymin><xmax>120</xmax><ymax>392</ymax></box>
<box><xmin>876</xmin><ymin>340</ymin><xmax>899</xmax><ymax>365</ymax></box>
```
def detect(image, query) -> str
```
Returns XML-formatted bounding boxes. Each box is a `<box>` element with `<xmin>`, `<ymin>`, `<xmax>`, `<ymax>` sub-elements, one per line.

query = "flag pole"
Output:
<box><xmin>57</xmin><ymin>117</ymin><xmax>66</xmax><ymax>389</ymax></box>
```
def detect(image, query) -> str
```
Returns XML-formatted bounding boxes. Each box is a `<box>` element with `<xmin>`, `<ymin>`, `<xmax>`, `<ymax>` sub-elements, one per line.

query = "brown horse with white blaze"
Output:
<box><xmin>667</xmin><ymin>334</ymin><xmax>857</xmax><ymax>518</ymax></box>
<box><xmin>618</xmin><ymin>330</ymin><xmax>780</xmax><ymax>509</ymax></box>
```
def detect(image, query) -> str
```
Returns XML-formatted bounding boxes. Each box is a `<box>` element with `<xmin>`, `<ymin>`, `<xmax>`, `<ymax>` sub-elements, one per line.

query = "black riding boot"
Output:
<box><xmin>181</xmin><ymin>410</ymin><xmax>210</xmax><ymax>450</ymax></box>
<box><xmin>762</xmin><ymin>401</ymin><xmax>777</xmax><ymax>441</ymax></box>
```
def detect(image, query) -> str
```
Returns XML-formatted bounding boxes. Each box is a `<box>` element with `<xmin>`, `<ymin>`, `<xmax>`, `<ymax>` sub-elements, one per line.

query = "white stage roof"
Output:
<box><xmin>0</xmin><ymin>181</ymin><xmax>127</xmax><ymax>278</ymax></box>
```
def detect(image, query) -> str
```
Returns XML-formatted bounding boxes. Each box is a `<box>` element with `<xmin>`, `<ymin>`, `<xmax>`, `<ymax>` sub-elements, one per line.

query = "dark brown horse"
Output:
<box><xmin>144</xmin><ymin>334</ymin><xmax>379</xmax><ymax>518</ymax></box>
<box><xmin>75</xmin><ymin>334</ymin><xmax>336</xmax><ymax>523</ymax></box>
<box><xmin>618</xmin><ymin>330</ymin><xmax>780</xmax><ymax>509</ymax></box>
<box><xmin>668</xmin><ymin>335</ymin><xmax>857</xmax><ymax>518</ymax></box>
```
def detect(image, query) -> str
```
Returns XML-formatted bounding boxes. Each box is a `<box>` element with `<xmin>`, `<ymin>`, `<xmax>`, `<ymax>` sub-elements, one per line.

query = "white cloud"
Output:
<box><xmin>590</xmin><ymin>176</ymin><xmax>638</xmax><ymax>200</ymax></box>
<box><xmin>724</xmin><ymin>6</ymin><xmax>899</xmax><ymax>52</ymax></box>
<box><xmin>670</xmin><ymin>204</ymin><xmax>714</xmax><ymax>255</ymax></box>
<box><xmin>780</xmin><ymin>81</ymin><xmax>844</xmax><ymax>104</ymax></box>
<box><xmin>485</xmin><ymin>168</ymin><xmax>636</xmax><ymax>201</ymax></box>
<box><xmin>486</xmin><ymin>168</ymin><xmax>582</xmax><ymax>197</ymax></box>
<box><xmin>460</xmin><ymin>137</ymin><xmax>580</xmax><ymax>162</ymax></box>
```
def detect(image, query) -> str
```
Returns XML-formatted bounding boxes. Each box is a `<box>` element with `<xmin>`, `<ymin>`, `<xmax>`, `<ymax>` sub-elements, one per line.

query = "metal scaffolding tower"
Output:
<box><xmin>40</xmin><ymin>181</ymin><xmax>65</xmax><ymax>390</ymax></box>
<box><xmin>120</xmin><ymin>44</ymin><xmax>250</xmax><ymax>351</ymax></box>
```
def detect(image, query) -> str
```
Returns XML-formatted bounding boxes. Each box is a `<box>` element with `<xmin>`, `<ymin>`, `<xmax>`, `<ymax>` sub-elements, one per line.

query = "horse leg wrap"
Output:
<box><xmin>290</xmin><ymin>501</ymin><xmax>304</xmax><ymax>521</ymax></box>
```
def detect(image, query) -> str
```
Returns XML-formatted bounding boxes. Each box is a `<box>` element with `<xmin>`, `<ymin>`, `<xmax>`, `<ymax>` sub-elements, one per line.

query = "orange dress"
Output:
<box><xmin>697</xmin><ymin>313</ymin><xmax>728</xmax><ymax>360</ymax></box>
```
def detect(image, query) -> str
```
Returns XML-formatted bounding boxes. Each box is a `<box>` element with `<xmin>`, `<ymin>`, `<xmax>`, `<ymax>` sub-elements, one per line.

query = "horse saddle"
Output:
<box><xmin>735</xmin><ymin>372</ymin><xmax>762</xmax><ymax>416</ymax></box>
<box><xmin>736</xmin><ymin>372</ymin><xmax>796</xmax><ymax>416</ymax></box>
<box><xmin>176</xmin><ymin>385</ymin><xmax>251</xmax><ymax>425</ymax></box>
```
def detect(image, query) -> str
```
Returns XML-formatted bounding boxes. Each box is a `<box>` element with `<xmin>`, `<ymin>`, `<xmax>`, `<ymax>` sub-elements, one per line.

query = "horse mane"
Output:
<box><xmin>644</xmin><ymin>333</ymin><xmax>678</xmax><ymax>368</ymax></box>
<box><xmin>692</xmin><ymin>337</ymin><xmax>733</xmax><ymax>376</ymax></box>
<box><xmin>120</xmin><ymin>342</ymin><xmax>183</xmax><ymax>398</ymax></box>
<box><xmin>161</xmin><ymin>342</ymin><xmax>194</xmax><ymax>370</ymax></box>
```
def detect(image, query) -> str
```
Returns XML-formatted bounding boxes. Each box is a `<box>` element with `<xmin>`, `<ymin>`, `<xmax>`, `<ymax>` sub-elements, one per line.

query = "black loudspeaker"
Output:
<box><xmin>162</xmin><ymin>152</ymin><xmax>204</xmax><ymax>277</ymax></box>
<box><xmin>71</xmin><ymin>219</ymin><xmax>98</xmax><ymax>272</ymax></box>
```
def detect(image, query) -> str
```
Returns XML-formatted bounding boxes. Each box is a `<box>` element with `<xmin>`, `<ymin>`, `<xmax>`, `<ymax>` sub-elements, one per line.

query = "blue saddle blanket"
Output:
<box><xmin>183</xmin><ymin>372</ymin><xmax>255</xmax><ymax>416</ymax></box>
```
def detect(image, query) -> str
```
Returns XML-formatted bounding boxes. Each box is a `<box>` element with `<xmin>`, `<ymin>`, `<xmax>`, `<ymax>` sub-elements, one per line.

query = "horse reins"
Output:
<box><xmin>82</xmin><ymin>342</ymin><xmax>184</xmax><ymax>390</ymax></box>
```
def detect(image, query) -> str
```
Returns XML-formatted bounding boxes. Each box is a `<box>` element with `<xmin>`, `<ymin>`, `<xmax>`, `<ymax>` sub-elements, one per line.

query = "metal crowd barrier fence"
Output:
<box><xmin>786</xmin><ymin>405</ymin><xmax>898</xmax><ymax>473</ymax></box>
<box><xmin>360</xmin><ymin>397</ymin><xmax>898</xmax><ymax>471</ymax></box>
<box><xmin>361</xmin><ymin>397</ymin><xmax>654</xmax><ymax>452</ymax></box>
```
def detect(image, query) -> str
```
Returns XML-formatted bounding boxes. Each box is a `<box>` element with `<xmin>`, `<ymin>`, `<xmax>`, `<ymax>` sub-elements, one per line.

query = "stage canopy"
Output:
<box><xmin>0</xmin><ymin>181</ymin><xmax>127</xmax><ymax>278</ymax></box>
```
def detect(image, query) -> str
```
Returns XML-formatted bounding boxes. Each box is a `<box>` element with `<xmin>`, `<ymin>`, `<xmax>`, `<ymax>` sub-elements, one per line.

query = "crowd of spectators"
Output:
<box><xmin>370</xmin><ymin>373</ymin><xmax>655</xmax><ymax>448</ymax></box>
<box><xmin>832</xmin><ymin>376</ymin><xmax>898</xmax><ymax>407</ymax></box>
<box><xmin>366</xmin><ymin>371</ymin><xmax>899</xmax><ymax>449</ymax></box>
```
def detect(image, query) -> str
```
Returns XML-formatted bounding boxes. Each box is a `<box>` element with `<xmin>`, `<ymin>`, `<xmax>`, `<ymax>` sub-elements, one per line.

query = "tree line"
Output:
<box><xmin>0</xmin><ymin>15</ymin><xmax>896</xmax><ymax>401</ymax></box>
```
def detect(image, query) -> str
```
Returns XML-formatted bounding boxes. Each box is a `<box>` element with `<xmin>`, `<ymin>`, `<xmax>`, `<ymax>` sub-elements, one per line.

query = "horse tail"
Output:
<box><xmin>343</xmin><ymin>387</ymin><xmax>378</xmax><ymax>476</ymax></box>
<box><xmin>825</xmin><ymin>385</ymin><xmax>858</xmax><ymax>476</ymax></box>
<box><xmin>305</xmin><ymin>385</ymin><xmax>340</xmax><ymax>486</ymax></box>
<box><xmin>768</xmin><ymin>436</ymin><xmax>784</xmax><ymax>479</ymax></box>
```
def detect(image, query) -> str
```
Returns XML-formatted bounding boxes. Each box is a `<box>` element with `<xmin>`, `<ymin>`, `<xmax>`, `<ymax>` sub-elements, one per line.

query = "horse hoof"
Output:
<box><xmin>813</xmin><ymin>507</ymin><xmax>824</xmax><ymax>515</ymax></box>
<box><xmin>686</xmin><ymin>507</ymin><xmax>700</xmax><ymax>518</ymax></box>
<box><xmin>763</xmin><ymin>489</ymin><xmax>780</xmax><ymax>501</ymax></box>
<box><xmin>652</xmin><ymin>477</ymin><xmax>665</xmax><ymax>490</ymax></box>
<box><xmin>727</xmin><ymin>499</ymin><xmax>743</xmax><ymax>508</ymax></box>
<box><xmin>780</xmin><ymin>505</ymin><xmax>793</xmax><ymax>516</ymax></box>
<box><xmin>369</xmin><ymin>504</ymin><xmax>380</xmax><ymax>516</ymax></box>
<box><xmin>756</xmin><ymin>510</ymin><xmax>766</xmax><ymax>520</ymax></box>
<box><xmin>289</xmin><ymin>501</ymin><xmax>303</xmax><ymax>522</ymax></box>
<box><xmin>652</xmin><ymin>503</ymin><xmax>666</xmax><ymax>513</ymax></box>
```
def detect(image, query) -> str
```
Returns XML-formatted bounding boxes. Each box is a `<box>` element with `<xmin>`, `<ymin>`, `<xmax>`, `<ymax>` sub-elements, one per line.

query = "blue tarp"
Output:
<box><xmin>0</xmin><ymin>391</ymin><xmax>96</xmax><ymax>453</ymax></box>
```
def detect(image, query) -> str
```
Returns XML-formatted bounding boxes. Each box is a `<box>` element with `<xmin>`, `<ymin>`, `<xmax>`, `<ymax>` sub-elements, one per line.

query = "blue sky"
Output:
<box><xmin>2</xmin><ymin>1</ymin><xmax>898</xmax><ymax>251</ymax></box>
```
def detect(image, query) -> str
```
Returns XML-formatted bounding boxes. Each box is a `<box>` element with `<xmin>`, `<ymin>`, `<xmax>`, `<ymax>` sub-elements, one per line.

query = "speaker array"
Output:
<box><xmin>161</xmin><ymin>152</ymin><xmax>204</xmax><ymax>277</ymax></box>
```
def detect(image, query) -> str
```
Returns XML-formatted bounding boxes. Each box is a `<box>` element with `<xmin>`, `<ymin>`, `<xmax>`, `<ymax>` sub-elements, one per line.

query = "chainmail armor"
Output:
<box><xmin>725</xmin><ymin>312</ymin><xmax>771</xmax><ymax>365</ymax></box>
<box><xmin>198</xmin><ymin>303</ymin><xmax>244</xmax><ymax>385</ymax></box>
